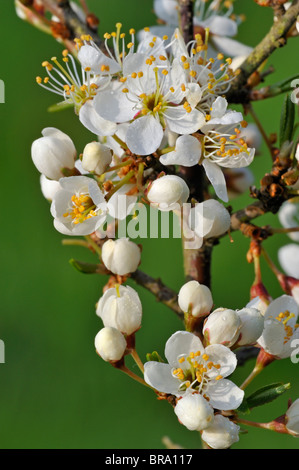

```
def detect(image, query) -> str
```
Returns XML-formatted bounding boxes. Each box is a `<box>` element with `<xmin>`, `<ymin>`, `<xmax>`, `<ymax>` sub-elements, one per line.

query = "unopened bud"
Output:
<box><xmin>101</xmin><ymin>238</ymin><xmax>141</xmax><ymax>276</ymax></box>
<box><xmin>201</xmin><ymin>415</ymin><xmax>240</xmax><ymax>449</ymax></box>
<box><xmin>96</xmin><ymin>285</ymin><xmax>142</xmax><ymax>335</ymax></box>
<box><xmin>94</xmin><ymin>327</ymin><xmax>126</xmax><ymax>362</ymax></box>
<box><xmin>178</xmin><ymin>280</ymin><xmax>213</xmax><ymax>317</ymax></box>
<box><xmin>189</xmin><ymin>199</ymin><xmax>231</xmax><ymax>239</ymax></box>
<box><xmin>175</xmin><ymin>394</ymin><xmax>214</xmax><ymax>431</ymax></box>
<box><xmin>82</xmin><ymin>141</ymin><xmax>112</xmax><ymax>175</ymax></box>
<box><xmin>203</xmin><ymin>308</ymin><xmax>241</xmax><ymax>347</ymax></box>
<box><xmin>235</xmin><ymin>307</ymin><xmax>264</xmax><ymax>346</ymax></box>
<box><xmin>147</xmin><ymin>175</ymin><xmax>189</xmax><ymax>211</ymax></box>
<box><xmin>31</xmin><ymin>127</ymin><xmax>76</xmax><ymax>180</ymax></box>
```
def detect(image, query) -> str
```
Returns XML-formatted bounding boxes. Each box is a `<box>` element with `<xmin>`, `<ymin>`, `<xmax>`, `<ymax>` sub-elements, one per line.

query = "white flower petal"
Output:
<box><xmin>143</xmin><ymin>362</ymin><xmax>179</xmax><ymax>394</ymax></box>
<box><xmin>208</xmin><ymin>379</ymin><xmax>244</xmax><ymax>411</ymax></box>
<box><xmin>164</xmin><ymin>331</ymin><xmax>204</xmax><ymax>367</ymax></box>
<box><xmin>165</xmin><ymin>107</ymin><xmax>205</xmax><ymax>134</ymax></box>
<box><xmin>202</xmin><ymin>159</ymin><xmax>228</xmax><ymax>202</ymax></box>
<box><xmin>126</xmin><ymin>115</ymin><xmax>164</xmax><ymax>155</ymax></box>
<box><xmin>278</xmin><ymin>244</ymin><xmax>299</xmax><ymax>278</ymax></box>
<box><xmin>159</xmin><ymin>135</ymin><xmax>201</xmax><ymax>167</ymax></box>
<box><xmin>211</xmin><ymin>36</ymin><xmax>253</xmax><ymax>58</ymax></box>
<box><xmin>94</xmin><ymin>88</ymin><xmax>136</xmax><ymax>123</ymax></box>
<box><xmin>79</xmin><ymin>100</ymin><xmax>117</xmax><ymax>136</ymax></box>
<box><xmin>205</xmin><ymin>344</ymin><xmax>237</xmax><ymax>378</ymax></box>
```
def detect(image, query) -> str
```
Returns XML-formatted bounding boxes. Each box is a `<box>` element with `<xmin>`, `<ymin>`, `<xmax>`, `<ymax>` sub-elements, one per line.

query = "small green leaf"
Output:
<box><xmin>69</xmin><ymin>258</ymin><xmax>100</xmax><ymax>274</ymax></box>
<box><xmin>146</xmin><ymin>351</ymin><xmax>164</xmax><ymax>363</ymax></box>
<box><xmin>237</xmin><ymin>397</ymin><xmax>251</xmax><ymax>415</ymax></box>
<box><xmin>280</xmin><ymin>95</ymin><xmax>295</xmax><ymax>147</ymax></box>
<box><xmin>246</xmin><ymin>382</ymin><xmax>291</xmax><ymax>409</ymax></box>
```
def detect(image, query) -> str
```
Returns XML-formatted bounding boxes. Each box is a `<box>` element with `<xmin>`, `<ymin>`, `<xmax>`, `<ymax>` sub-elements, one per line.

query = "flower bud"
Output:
<box><xmin>178</xmin><ymin>280</ymin><xmax>213</xmax><ymax>317</ymax></box>
<box><xmin>40</xmin><ymin>174</ymin><xmax>61</xmax><ymax>201</ymax></box>
<box><xmin>101</xmin><ymin>238</ymin><xmax>141</xmax><ymax>275</ymax></box>
<box><xmin>147</xmin><ymin>175</ymin><xmax>189</xmax><ymax>211</ymax></box>
<box><xmin>189</xmin><ymin>199</ymin><xmax>231</xmax><ymax>239</ymax></box>
<box><xmin>31</xmin><ymin>127</ymin><xmax>76</xmax><ymax>180</ymax></box>
<box><xmin>201</xmin><ymin>415</ymin><xmax>240</xmax><ymax>449</ymax></box>
<box><xmin>235</xmin><ymin>307</ymin><xmax>264</xmax><ymax>346</ymax></box>
<box><xmin>81</xmin><ymin>141</ymin><xmax>112</xmax><ymax>175</ymax></box>
<box><xmin>96</xmin><ymin>285</ymin><xmax>142</xmax><ymax>335</ymax></box>
<box><xmin>203</xmin><ymin>308</ymin><xmax>241</xmax><ymax>347</ymax></box>
<box><xmin>286</xmin><ymin>398</ymin><xmax>299</xmax><ymax>436</ymax></box>
<box><xmin>94</xmin><ymin>327</ymin><xmax>126</xmax><ymax>362</ymax></box>
<box><xmin>174</xmin><ymin>394</ymin><xmax>214</xmax><ymax>432</ymax></box>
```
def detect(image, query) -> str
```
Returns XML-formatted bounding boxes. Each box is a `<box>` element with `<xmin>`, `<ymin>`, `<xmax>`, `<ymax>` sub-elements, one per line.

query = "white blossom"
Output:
<box><xmin>96</xmin><ymin>285</ymin><xmax>142</xmax><ymax>335</ymax></box>
<box><xmin>147</xmin><ymin>175</ymin><xmax>189</xmax><ymax>211</ymax></box>
<box><xmin>203</xmin><ymin>308</ymin><xmax>241</xmax><ymax>347</ymax></box>
<box><xmin>50</xmin><ymin>175</ymin><xmax>107</xmax><ymax>236</ymax></box>
<box><xmin>286</xmin><ymin>398</ymin><xmax>299</xmax><ymax>436</ymax></box>
<box><xmin>278</xmin><ymin>201</ymin><xmax>299</xmax><ymax>242</ymax></box>
<box><xmin>174</xmin><ymin>393</ymin><xmax>214</xmax><ymax>431</ymax></box>
<box><xmin>31</xmin><ymin>127</ymin><xmax>76</xmax><ymax>180</ymax></box>
<box><xmin>144</xmin><ymin>331</ymin><xmax>244</xmax><ymax>410</ymax></box>
<box><xmin>101</xmin><ymin>238</ymin><xmax>141</xmax><ymax>275</ymax></box>
<box><xmin>159</xmin><ymin>97</ymin><xmax>255</xmax><ymax>201</ymax></box>
<box><xmin>257</xmin><ymin>295</ymin><xmax>299</xmax><ymax>358</ymax></box>
<box><xmin>201</xmin><ymin>414</ymin><xmax>240</xmax><ymax>449</ymax></box>
<box><xmin>40</xmin><ymin>174</ymin><xmax>62</xmax><ymax>201</ymax></box>
<box><xmin>189</xmin><ymin>199</ymin><xmax>231</xmax><ymax>239</ymax></box>
<box><xmin>278</xmin><ymin>244</ymin><xmax>299</xmax><ymax>279</ymax></box>
<box><xmin>81</xmin><ymin>141</ymin><xmax>113</xmax><ymax>175</ymax></box>
<box><xmin>178</xmin><ymin>280</ymin><xmax>213</xmax><ymax>317</ymax></box>
<box><xmin>94</xmin><ymin>327</ymin><xmax>127</xmax><ymax>362</ymax></box>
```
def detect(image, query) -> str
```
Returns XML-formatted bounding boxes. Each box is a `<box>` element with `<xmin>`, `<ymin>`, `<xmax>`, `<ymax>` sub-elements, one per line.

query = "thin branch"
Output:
<box><xmin>130</xmin><ymin>270</ymin><xmax>182</xmax><ymax>319</ymax></box>
<box><xmin>227</xmin><ymin>0</ymin><xmax>299</xmax><ymax>103</ymax></box>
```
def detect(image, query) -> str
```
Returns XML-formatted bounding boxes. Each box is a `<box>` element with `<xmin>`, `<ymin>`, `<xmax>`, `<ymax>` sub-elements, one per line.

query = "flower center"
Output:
<box><xmin>172</xmin><ymin>350</ymin><xmax>222</xmax><ymax>396</ymax></box>
<box><xmin>64</xmin><ymin>193</ymin><xmax>98</xmax><ymax>224</ymax></box>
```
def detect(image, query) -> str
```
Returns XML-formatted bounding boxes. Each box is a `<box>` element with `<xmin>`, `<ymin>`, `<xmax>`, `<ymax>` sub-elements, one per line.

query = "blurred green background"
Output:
<box><xmin>1</xmin><ymin>0</ymin><xmax>299</xmax><ymax>449</ymax></box>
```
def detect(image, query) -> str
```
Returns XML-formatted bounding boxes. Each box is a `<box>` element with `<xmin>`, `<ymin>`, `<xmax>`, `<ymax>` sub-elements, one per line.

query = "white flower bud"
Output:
<box><xmin>178</xmin><ymin>280</ymin><xmax>213</xmax><ymax>317</ymax></box>
<box><xmin>174</xmin><ymin>394</ymin><xmax>214</xmax><ymax>431</ymax></box>
<box><xmin>189</xmin><ymin>199</ymin><xmax>231</xmax><ymax>239</ymax></box>
<box><xmin>201</xmin><ymin>415</ymin><xmax>240</xmax><ymax>449</ymax></box>
<box><xmin>40</xmin><ymin>174</ymin><xmax>61</xmax><ymax>201</ymax></box>
<box><xmin>31</xmin><ymin>127</ymin><xmax>76</xmax><ymax>180</ymax></box>
<box><xmin>96</xmin><ymin>285</ymin><xmax>142</xmax><ymax>335</ymax></box>
<box><xmin>147</xmin><ymin>175</ymin><xmax>189</xmax><ymax>211</ymax></box>
<box><xmin>203</xmin><ymin>308</ymin><xmax>241</xmax><ymax>347</ymax></box>
<box><xmin>235</xmin><ymin>307</ymin><xmax>264</xmax><ymax>346</ymax></box>
<box><xmin>94</xmin><ymin>327</ymin><xmax>126</xmax><ymax>362</ymax></box>
<box><xmin>81</xmin><ymin>141</ymin><xmax>112</xmax><ymax>175</ymax></box>
<box><xmin>101</xmin><ymin>238</ymin><xmax>141</xmax><ymax>275</ymax></box>
<box><xmin>286</xmin><ymin>398</ymin><xmax>299</xmax><ymax>436</ymax></box>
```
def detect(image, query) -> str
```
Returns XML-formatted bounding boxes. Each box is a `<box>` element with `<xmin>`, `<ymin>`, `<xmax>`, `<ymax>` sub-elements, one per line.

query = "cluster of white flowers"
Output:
<box><xmin>32</xmin><ymin>4</ymin><xmax>299</xmax><ymax>450</ymax></box>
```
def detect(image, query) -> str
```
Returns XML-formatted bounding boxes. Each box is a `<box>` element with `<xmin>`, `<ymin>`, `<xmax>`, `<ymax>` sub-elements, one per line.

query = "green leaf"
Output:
<box><xmin>237</xmin><ymin>397</ymin><xmax>251</xmax><ymax>415</ymax></box>
<box><xmin>146</xmin><ymin>351</ymin><xmax>164</xmax><ymax>363</ymax></box>
<box><xmin>280</xmin><ymin>95</ymin><xmax>295</xmax><ymax>147</ymax></box>
<box><xmin>69</xmin><ymin>258</ymin><xmax>100</xmax><ymax>274</ymax></box>
<box><xmin>246</xmin><ymin>382</ymin><xmax>291</xmax><ymax>409</ymax></box>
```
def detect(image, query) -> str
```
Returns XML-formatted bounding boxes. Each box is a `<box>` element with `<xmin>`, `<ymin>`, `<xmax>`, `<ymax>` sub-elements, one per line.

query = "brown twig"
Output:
<box><xmin>227</xmin><ymin>0</ymin><xmax>299</xmax><ymax>103</ymax></box>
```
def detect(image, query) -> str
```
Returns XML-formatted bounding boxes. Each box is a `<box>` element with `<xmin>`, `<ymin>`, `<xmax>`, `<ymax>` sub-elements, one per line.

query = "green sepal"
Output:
<box><xmin>69</xmin><ymin>258</ymin><xmax>100</xmax><ymax>274</ymax></box>
<box><xmin>280</xmin><ymin>95</ymin><xmax>295</xmax><ymax>147</ymax></box>
<box><xmin>246</xmin><ymin>382</ymin><xmax>291</xmax><ymax>409</ymax></box>
<box><xmin>146</xmin><ymin>351</ymin><xmax>164</xmax><ymax>363</ymax></box>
